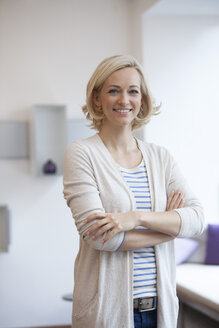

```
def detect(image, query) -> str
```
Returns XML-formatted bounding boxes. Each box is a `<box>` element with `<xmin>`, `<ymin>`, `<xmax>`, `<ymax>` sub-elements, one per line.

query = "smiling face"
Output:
<box><xmin>93</xmin><ymin>67</ymin><xmax>142</xmax><ymax>130</ymax></box>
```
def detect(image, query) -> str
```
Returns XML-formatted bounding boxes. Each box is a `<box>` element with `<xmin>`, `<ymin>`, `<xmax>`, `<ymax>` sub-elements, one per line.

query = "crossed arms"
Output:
<box><xmin>85</xmin><ymin>190</ymin><xmax>184</xmax><ymax>251</ymax></box>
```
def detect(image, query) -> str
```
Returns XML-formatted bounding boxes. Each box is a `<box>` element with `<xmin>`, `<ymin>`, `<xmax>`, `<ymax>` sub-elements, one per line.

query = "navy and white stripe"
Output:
<box><xmin>119</xmin><ymin>160</ymin><xmax>157</xmax><ymax>299</ymax></box>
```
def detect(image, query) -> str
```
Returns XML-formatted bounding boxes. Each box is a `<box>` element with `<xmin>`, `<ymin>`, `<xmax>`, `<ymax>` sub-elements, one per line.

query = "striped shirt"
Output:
<box><xmin>119</xmin><ymin>160</ymin><xmax>157</xmax><ymax>299</ymax></box>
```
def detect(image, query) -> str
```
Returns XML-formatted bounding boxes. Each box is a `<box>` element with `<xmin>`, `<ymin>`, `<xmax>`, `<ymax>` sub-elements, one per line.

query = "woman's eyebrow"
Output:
<box><xmin>129</xmin><ymin>85</ymin><xmax>140</xmax><ymax>89</ymax></box>
<box><xmin>107</xmin><ymin>84</ymin><xmax>140</xmax><ymax>89</ymax></box>
<box><xmin>107</xmin><ymin>85</ymin><xmax>120</xmax><ymax>88</ymax></box>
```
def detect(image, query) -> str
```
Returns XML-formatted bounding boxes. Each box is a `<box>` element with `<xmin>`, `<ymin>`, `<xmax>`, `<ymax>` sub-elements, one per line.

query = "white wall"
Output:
<box><xmin>0</xmin><ymin>0</ymin><xmax>132</xmax><ymax>326</ymax></box>
<box><xmin>0</xmin><ymin>161</ymin><xmax>75</xmax><ymax>326</ymax></box>
<box><xmin>129</xmin><ymin>0</ymin><xmax>159</xmax><ymax>62</ymax></box>
<box><xmin>142</xmin><ymin>14</ymin><xmax>219</xmax><ymax>222</ymax></box>
<box><xmin>0</xmin><ymin>0</ymin><xmax>131</xmax><ymax>121</ymax></box>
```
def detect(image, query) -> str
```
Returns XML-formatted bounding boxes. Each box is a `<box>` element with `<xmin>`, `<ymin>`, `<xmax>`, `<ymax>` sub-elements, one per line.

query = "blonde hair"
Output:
<box><xmin>82</xmin><ymin>54</ymin><xmax>160</xmax><ymax>131</ymax></box>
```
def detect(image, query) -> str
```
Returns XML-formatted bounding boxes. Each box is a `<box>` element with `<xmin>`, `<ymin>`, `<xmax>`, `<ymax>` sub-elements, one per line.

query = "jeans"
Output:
<box><xmin>134</xmin><ymin>308</ymin><xmax>157</xmax><ymax>328</ymax></box>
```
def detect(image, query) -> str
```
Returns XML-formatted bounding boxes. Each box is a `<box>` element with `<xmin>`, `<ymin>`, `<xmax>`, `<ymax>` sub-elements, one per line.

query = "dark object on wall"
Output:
<box><xmin>43</xmin><ymin>159</ymin><xmax>57</xmax><ymax>174</ymax></box>
<box><xmin>0</xmin><ymin>205</ymin><xmax>10</xmax><ymax>253</ymax></box>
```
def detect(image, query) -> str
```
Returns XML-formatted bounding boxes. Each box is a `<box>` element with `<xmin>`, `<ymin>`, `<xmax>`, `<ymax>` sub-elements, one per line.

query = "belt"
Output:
<box><xmin>133</xmin><ymin>296</ymin><xmax>157</xmax><ymax>312</ymax></box>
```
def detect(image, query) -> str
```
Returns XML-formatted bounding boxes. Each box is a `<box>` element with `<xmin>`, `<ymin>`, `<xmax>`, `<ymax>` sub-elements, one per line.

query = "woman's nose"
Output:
<box><xmin>118</xmin><ymin>92</ymin><xmax>129</xmax><ymax>106</ymax></box>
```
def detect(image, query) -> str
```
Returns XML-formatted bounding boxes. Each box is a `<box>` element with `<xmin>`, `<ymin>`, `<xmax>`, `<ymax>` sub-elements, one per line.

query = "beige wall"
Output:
<box><xmin>0</xmin><ymin>0</ymin><xmax>132</xmax><ymax>326</ymax></box>
<box><xmin>0</xmin><ymin>0</ymin><xmax>132</xmax><ymax>121</ymax></box>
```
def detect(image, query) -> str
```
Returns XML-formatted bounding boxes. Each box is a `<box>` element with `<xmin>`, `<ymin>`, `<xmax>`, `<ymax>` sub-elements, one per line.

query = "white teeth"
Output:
<box><xmin>114</xmin><ymin>109</ymin><xmax>131</xmax><ymax>113</ymax></box>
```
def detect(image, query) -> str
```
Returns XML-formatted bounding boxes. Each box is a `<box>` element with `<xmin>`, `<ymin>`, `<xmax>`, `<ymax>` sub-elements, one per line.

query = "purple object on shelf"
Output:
<box><xmin>43</xmin><ymin>159</ymin><xmax>57</xmax><ymax>174</ymax></box>
<box><xmin>205</xmin><ymin>224</ymin><xmax>219</xmax><ymax>265</ymax></box>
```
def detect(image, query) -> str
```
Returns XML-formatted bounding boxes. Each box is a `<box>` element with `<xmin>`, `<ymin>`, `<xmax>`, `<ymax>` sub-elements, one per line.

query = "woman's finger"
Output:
<box><xmin>170</xmin><ymin>191</ymin><xmax>181</xmax><ymax>208</ymax></box>
<box><xmin>92</xmin><ymin>222</ymin><xmax>115</xmax><ymax>240</ymax></box>
<box><xmin>86</xmin><ymin>218</ymin><xmax>109</xmax><ymax>236</ymax></box>
<box><xmin>102</xmin><ymin>227</ymin><xmax>118</xmax><ymax>243</ymax></box>
<box><xmin>167</xmin><ymin>190</ymin><xmax>179</xmax><ymax>210</ymax></box>
<box><xmin>167</xmin><ymin>190</ymin><xmax>184</xmax><ymax>210</ymax></box>
<box><xmin>174</xmin><ymin>193</ymin><xmax>184</xmax><ymax>209</ymax></box>
<box><xmin>166</xmin><ymin>190</ymin><xmax>174</xmax><ymax>210</ymax></box>
<box><xmin>178</xmin><ymin>198</ymin><xmax>185</xmax><ymax>208</ymax></box>
<box><xmin>86</xmin><ymin>212</ymin><xmax>106</xmax><ymax>223</ymax></box>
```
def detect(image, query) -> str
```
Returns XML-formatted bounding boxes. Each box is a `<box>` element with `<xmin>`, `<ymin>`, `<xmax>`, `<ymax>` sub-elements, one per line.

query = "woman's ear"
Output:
<box><xmin>93</xmin><ymin>90</ymin><xmax>101</xmax><ymax>108</ymax></box>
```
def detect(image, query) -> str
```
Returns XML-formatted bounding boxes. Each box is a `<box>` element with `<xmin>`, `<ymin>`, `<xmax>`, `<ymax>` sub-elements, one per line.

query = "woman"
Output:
<box><xmin>63</xmin><ymin>55</ymin><xmax>205</xmax><ymax>328</ymax></box>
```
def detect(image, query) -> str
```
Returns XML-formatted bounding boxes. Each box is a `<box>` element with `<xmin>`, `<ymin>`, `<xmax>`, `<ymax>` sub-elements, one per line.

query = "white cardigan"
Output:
<box><xmin>63</xmin><ymin>134</ymin><xmax>205</xmax><ymax>328</ymax></box>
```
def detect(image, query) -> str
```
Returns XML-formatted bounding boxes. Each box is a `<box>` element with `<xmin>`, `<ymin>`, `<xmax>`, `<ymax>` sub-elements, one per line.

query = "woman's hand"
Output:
<box><xmin>166</xmin><ymin>190</ymin><xmax>184</xmax><ymax>211</ymax></box>
<box><xmin>85</xmin><ymin>190</ymin><xmax>184</xmax><ymax>244</ymax></box>
<box><xmin>86</xmin><ymin>212</ymin><xmax>139</xmax><ymax>243</ymax></box>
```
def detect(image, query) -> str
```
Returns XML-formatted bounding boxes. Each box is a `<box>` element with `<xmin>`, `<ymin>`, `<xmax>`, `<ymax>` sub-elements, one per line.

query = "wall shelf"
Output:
<box><xmin>30</xmin><ymin>105</ymin><xmax>67</xmax><ymax>176</ymax></box>
<box><xmin>0</xmin><ymin>118</ymin><xmax>94</xmax><ymax>160</ymax></box>
<box><xmin>0</xmin><ymin>111</ymin><xmax>144</xmax><ymax>175</ymax></box>
<box><xmin>0</xmin><ymin>121</ymin><xmax>29</xmax><ymax>158</ymax></box>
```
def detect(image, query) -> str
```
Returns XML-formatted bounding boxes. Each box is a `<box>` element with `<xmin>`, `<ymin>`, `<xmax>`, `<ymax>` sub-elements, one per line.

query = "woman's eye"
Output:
<box><xmin>108</xmin><ymin>89</ymin><xmax>119</xmax><ymax>94</ymax></box>
<box><xmin>129</xmin><ymin>89</ymin><xmax>139</xmax><ymax>94</ymax></box>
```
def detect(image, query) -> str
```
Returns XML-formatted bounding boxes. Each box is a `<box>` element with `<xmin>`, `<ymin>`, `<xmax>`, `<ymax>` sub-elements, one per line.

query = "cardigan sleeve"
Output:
<box><xmin>63</xmin><ymin>141</ymin><xmax>125</xmax><ymax>251</ymax></box>
<box><xmin>165</xmin><ymin>149</ymin><xmax>206</xmax><ymax>238</ymax></box>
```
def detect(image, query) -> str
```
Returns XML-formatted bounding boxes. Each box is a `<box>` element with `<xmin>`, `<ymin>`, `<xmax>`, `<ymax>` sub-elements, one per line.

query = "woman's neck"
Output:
<box><xmin>98</xmin><ymin>125</ymin><xmax>137</xmax><ymax>153</ymax></box>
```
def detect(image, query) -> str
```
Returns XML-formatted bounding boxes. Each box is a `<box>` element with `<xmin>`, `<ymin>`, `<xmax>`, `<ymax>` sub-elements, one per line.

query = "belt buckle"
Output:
<box><xmin>138</xmin><ymin>297</ymin><xmax>156</xmax><ymax>312</ymax></box>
